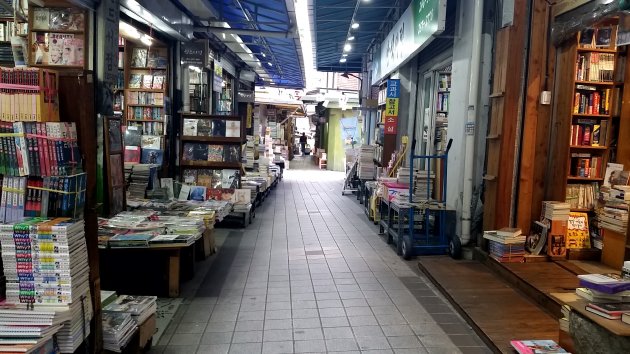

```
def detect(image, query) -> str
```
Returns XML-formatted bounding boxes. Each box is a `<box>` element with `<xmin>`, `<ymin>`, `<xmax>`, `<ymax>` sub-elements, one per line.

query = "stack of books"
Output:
<box><xmin>597</xmin><ymin>185</ymin><xmax>629</xmax><ymax>235</ymax></box>
<box><xmin>358</xmin><ymin>145</ymin><xmax>376</xmax><ymax>180</ymax></box>
<box><xmin>102</xmin><ymin>312</ymin><xmax>137</xmax><ymax>353</ymax></box>
<box><xmin>579</xmin><ymin>273</ymin><xmax>630</xmax><ymax>322</ymax></box>
<box><xmin>542</xmin><ymin>201</ymin><xmax>571</xmax><ymax>220</ymax></box>
<box><xmin>413</xmin><ymin>170</ymin><xmax>435</xmax><ymax>201</ymax></box>
<box><xmin>245</xmin><ymin>135</ymin><xmax>256</xmax><ymax>169</ymax></box>
<box><xmin>483</xmin><ymin>228</ymin><xmax>526</xmax><ymax>263</ymax></box>
<box><xmin>0</xmin><ymin>308</ymin><xmax>65</xmax><ymax>353</ymax></box>
<box><xmin>0</xmin><ymin>218</ymin><xmax>94</xmax><ymax>353</ymax></box>
<box><xmin>103</xmin><ymin>295</ymin><xmax>157</xmax><ymax>325</ymax></box>
<box><xmin>127</xmin><ymin>164</ymin><xmax>159</xmax><ymax>200</ymax></box>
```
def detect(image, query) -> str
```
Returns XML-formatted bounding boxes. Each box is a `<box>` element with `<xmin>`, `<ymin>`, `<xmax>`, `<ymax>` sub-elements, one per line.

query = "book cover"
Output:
<box><xmin>526</xmin><ymin>221</ymin><xmax>548</xmax><ymax>256</ymax></box>
<box><xmin>128</xmin><ymin>74</ymin><xmax>143</xmax><ymax>89</ymax></box>
<box><xmin>211</xmin><ymin>119</ymin><xmax>226</xmax><ymax>137</ymax></box>
<box><xmin>141</xmin><ymin>136</ymin><xmax>161</xmax><ymax>150</ymax></box>
<box><xmin>223</xmin><ymin>145</ymin><xmax>240</xmax><ymax>163</ymax></box>
<box><xmin>196</xmin><ymin>170</ymin><xmax>213</xmax><ymax>188</ymax></box>
<box><xmin>225</xmin><ymin>121</ymin><xmax>241</xmax><ymax>138</ymax></box>
<box><xmin>33</xmin><ymin>8</ymin><xmax>50</xmax><ymax>30</ymax></box>
<box><xmin>190</xmin><ymin>186</ymin><xmax>207</xmax><ymax>201</ymax></box>
<box><xmin>191</xmin><ymin>144</ymin><xmax>209</xmax><ymax>161</ymax></box>
<box><xmin>178</xmin><ymin>185</ymin><xmax>191</xmax><ymax>201</ymax></box>
<box><xmin>197</xmin><ymin>120</ymin><xmax>213</xmax><ymax>136</ymax></box>
<box><xmin>142</xmin><ymin>75</ymin><xmax>153</xmax><ymax>89</ymax></box>
<box><xmin>587</xmin><ymin>302</ymin><xmax>630</xmax><ymax>317</ymax></box>
<box><xmin>160</xmin><ymin>178</ymin><xmax>174</xmax><ymax>199</ymax></box>
<box><xmin>222</xmin><ymin>169</ymin><xmax>239</xmax><ymax>188</ymax></box>
<box><xmin>578</xmin><ymin>273</ymin><xmax>630</xmax><ymax>294</ymax></box>
<box><xmin>46</xmin><ymin>33</ymin><xmax>73</xmax><ymax>66</ymax></box>
<box><xmin>596</xmin><ymin>27</ymin><xmax>613</xmax><ymax>47</ymax></box>
<box><xmin>567</xmin><ymin>212</ymin><xmax>591</xmax><ymax>249</ymax></box>
<box><xmin>140</xmin><ymin>149</ymin><xmax>163</xmax><ymax>165</ymax></box>
<box><xmin>61</xmin><ymin>38</ymin><xmax>84</xmax><ymax>66</ymax></box>
<box><xmin>131</xmin><ymin>48</ymin><xmax>148</xmax><ymax>68</ymax></box>
<box><xmin>234</xmin><ymin>189</ymin><xmax>251</xmax><ymax>204</ymax></box>
<box><xmin>182</xmin><ymin>170</ymin><xmax>197</xmax><ymax>184</ymax></box>
<box><xmin>510</xmin><ymin>340</ymin><xmax>568</xmax><ymax>354</ymax></box>
<box><xmin>207</xmin><ymin>145</ymin><xmax>224</xmax><ymax>162</ymax></box>
<box><xmin>152</xmin><ymin>76</ymin><xmax>164</xmax><ymax>90</ymax></box>
<box><xmin>183</xmin><ymin>119</ymin><xmax>197</xmax><ymax>136</ymax></box>
<box><xmin>124</xmin><ymin>126</ymin><xmax>142</xmax><ymax>147</ymax></box>
<box><xmin>147</xmin><ymin>51</ymin><xmax>160</xmax><ymax>68</ymax></box>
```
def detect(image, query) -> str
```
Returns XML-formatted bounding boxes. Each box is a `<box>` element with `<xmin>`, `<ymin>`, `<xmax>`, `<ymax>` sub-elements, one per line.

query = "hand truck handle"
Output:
<box><xmin>446</xmin><ymin>139</ymin><xmax>453</xmax><ymax>154</ymax></box>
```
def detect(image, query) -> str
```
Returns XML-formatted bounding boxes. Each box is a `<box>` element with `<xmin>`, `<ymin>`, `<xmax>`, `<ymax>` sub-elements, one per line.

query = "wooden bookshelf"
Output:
<box><xmin>178</xmin><ymin>113</ymin><xmax>246</xmax><ymax>188</ymax></box>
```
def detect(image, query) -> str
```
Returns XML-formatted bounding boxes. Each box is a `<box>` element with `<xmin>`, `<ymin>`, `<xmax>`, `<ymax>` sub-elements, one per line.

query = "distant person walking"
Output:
<box><xmin>299</xmin><ymin>133</ymin><xmax>307</xmax><ymax>155</ymax></box>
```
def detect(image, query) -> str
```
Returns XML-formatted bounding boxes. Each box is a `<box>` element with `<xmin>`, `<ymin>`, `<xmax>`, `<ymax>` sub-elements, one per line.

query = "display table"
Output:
<box><xmin>551</xmin><ymin>292</ymin><xmax>630</xmax><ymax>353</ymax></box>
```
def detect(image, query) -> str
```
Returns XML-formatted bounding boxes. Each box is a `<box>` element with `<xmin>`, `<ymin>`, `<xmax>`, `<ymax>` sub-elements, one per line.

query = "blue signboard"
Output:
<box><xmin>387</xmin><ymin>79</ymin><xmax>401</xmax><ymax>98</ymax></box>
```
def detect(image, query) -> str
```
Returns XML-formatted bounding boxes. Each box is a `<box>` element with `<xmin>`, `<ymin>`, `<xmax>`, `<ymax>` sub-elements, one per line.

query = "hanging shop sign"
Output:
<box><xmin>384</xmin><ymin>79</ymin><xmax>400</xmax><ymax>135</ymax></box>
<box><xmin>96</xmin><ymin>0</ymin><xmax>120</xmax><ymax>115</ymax></box>
<box><xmin>213</xmin><ymin>62</ymin><xmax>223</xmax><ymax>92</ymax></box>
<box><xmin>181</xmin><ymin>40</ymin><xmax>207</xmax><ymax>67</ymax></box>
<box><xmin>371</xmin><ymin>0</ymin><xmax>446</xmax><ymax>85</ymax></box>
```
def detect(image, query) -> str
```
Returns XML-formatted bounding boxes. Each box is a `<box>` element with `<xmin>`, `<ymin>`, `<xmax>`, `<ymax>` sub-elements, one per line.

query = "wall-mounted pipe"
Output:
<box><xmin>460</xmin><ymin>0</ymin><xmax>484</xmax><ymax>246</ymax></box>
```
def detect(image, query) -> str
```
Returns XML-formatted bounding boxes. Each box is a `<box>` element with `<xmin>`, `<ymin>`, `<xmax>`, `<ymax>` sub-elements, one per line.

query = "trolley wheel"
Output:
<box><xmin>402</xmin><ymin>235</ymin><xmax>413</xmax><ymax>260</ymax></box>
<box><xmin>395</xmin><ymin>234</ymin><xmax>403</xmax><ymax>256</ymax></box>
<box><xmin>449</xmin><ymin>236</ymin><xmax>462</xmax><ymax>259</ymax></box>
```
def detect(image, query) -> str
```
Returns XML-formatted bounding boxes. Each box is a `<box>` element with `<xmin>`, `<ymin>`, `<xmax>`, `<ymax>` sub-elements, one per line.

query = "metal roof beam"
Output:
<box><xmin>195</xmin><ymin>27</ymin><xmax>296</xmax><ymax>38</ymax></box>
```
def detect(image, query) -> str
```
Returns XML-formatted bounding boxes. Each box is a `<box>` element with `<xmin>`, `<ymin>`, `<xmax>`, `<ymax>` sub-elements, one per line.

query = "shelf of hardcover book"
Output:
<box><xmin>29</xmin><ymin>7</ymin><xmax>88</xmax><ymax>68</ymax></box>
<box><xmin>214</xmin><ymin>71</ymin><xmax>234</xmax><ymax>115</ymax></box>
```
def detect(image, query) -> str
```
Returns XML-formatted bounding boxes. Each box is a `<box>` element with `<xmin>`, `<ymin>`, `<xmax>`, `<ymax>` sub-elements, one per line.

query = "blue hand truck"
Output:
<box><xmin>396</xmin><ymin>138</ymin><xmax>458</xmax><ymax>259</ymax></box>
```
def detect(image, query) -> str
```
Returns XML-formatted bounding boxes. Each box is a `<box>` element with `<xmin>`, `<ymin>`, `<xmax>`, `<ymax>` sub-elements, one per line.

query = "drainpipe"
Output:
<box><xmin>461</xmin><ymin>0</ymin><xmax>484</xmax><ymax>245</ymax></box>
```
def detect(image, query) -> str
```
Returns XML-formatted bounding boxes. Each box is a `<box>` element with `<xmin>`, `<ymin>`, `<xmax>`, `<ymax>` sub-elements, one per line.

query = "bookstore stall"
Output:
<box><xmin>479</xmin><ymin>11</ymin><xmax>630</xmax><ymax>353</ymax></box>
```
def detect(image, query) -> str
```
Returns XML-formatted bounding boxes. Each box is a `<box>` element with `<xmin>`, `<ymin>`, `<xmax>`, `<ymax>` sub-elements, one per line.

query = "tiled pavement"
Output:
<box><xmin>152</xmin><ymin>170</ymin><xmax>492</xmax><ymax>354</ymax></box>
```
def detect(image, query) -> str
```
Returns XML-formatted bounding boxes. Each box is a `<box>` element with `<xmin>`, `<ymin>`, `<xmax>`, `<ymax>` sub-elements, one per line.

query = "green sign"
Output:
<box><xmin>371</xmin><ymin>0</ymin><xmax>446</xmax><ymax>84</ymax></box>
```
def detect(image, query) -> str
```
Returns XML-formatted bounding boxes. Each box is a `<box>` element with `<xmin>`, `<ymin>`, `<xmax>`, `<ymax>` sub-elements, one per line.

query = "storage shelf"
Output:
<box><xmin>569</xmin><ymin>145</ymin><xmax>608</xmax><ymax>150</ymax></box>
<box><xmin>126</xmin><ymin>88</ymin><xmax>165</xmax><ymax>93</ymax></box>
<box><xmin>572</xmin><ymin>113</ymin><xmax>610</xmax><ymax>118</ymax></box>
<box><xmin>577</xmin><ymin>47</ymin><xmax>618</xmax><ymax>53</ymax></box>
<box><xmin>180</xmin><ymin>161</ymin><xmax>241</xmax><ymax>169</ymax></box>
<box><xmin>567</xmin><ymin>176</ymin><xmax>604</xmax><ymax>181</ymax></box>
<box><xmin>181</xmin><ymin>114</ymin><xmax>241</xmax><ymax>121</ymax></box>
<box><xmin>127</xmin><ymin>104</ymin><xmax>164</xmax><ymax>108</ymax></box>
<box><xmin>30</xmin><ymin>28</ymin><xmax>83</xmax><ymax>34</ymax></box>
<box><xmin>130</xmin><ymin>66</ymin><xmax>168</xmax><ymax>70</ymax></box>
<box><xmin>181</xmin><ymin>136</ymin><xmax>244</xmax><ymax>143</ymax></box>
<box><xmin>127</xmin><ymin>119</ymin><xmax>164</xmax><ymax>123</ymax></box>
<box><xmin>574</xmin><ymin>81</ymin><xmax>616</xmax><ymax>86</ymax></box>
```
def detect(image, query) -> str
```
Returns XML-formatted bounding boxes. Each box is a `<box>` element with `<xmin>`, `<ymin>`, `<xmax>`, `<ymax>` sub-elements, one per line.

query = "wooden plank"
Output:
<box><xmin>496</xmin><ymin>0</ymin><xmax>530</xmax><ymax>229</ymax></box>
<box><xmin>602</xmin><ymin>229</ymin><xmax>626</xmax><ymax>269</ymax></box>
<box><xmin>58</xmin><ymin>71</ymin><xmax>101</xmax><ymax>353</ymax></box>
<box><xmin>545</xmin><ymin>41</ymin><xmax>577</xmax><ymax>201</ymax></box>
<box><xmin>517</xmin><ymin>0</ymin><xmax>551</xmax><ymax>235</ymax></box>
<box><xmin>418</xmin><ymin>256</ymin><xmax>559</xmax><ymax>353</ymax></box>
<box><xmin>168</xmin><ymin>250</ymin><xmax>181</xmax><ymax>298</ymax></box>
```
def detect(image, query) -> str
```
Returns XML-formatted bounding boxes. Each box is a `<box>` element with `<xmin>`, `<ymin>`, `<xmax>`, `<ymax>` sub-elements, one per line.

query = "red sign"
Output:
<box><xmin>384</xmin><ymin>115</ymin><xmax>398</xmax><ymax>135</ymax></box>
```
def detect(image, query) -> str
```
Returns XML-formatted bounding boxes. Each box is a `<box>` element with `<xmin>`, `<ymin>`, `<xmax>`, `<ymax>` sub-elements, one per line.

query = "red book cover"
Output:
<box><xmin>577</xmin><ymin>125</ymin><xmax>584</xmax><ymax>145</ymax></box>
<box><xmin>124</xmin><ymin>146</ymin><xmax>140</xmax><ymax>163</ymax></box>
<box><xmin>36</xmin><ymin>123</ymin><xmax>48</xmax><ymax>176</ymax></box>
<box><xmin>594</xmin><ymin>92</ymin><xmax>600</xmax><ymax>114</ymax></box>
<box><xmin>584</xmin><ymin>158</ymin><xmax>591</xmax><ymax>178</ymax></box>
<box><xmin>583</xmin><ymin>125</ymin><xmax>591</xmax><ymax>145</ymax></box>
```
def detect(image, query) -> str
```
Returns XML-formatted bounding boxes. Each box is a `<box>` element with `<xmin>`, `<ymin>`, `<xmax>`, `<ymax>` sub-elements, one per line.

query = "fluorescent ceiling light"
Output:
<box><xmin>340</xmin><ymin>58</ymin><xmax>347</xmax><ymax>63</ymax></box>
<box><xmin>119</xmin><ymin>22</ymin><xmax>141</xmax><ymax>39</ymax></box>
<box><xmin>343</xmin><ymin>44</ymin><xmax>351</xmax><ymax>52</ymax></box>
<box><xmin>348</xmin><ymin>36</ymin><xmax>355</xmax><ymax>41</ymax></box>
<box><xmin>351</xmin><ymin>23</ymin><xmax>359</xmax><ymax>29</ymax></box>
<box><xmin>262</xmin><ymin>53</ymin><xmax>266</xmax><ymax>57</ymax></box>
<box><xmin>342</xmin><ymin>54</ymin><xmax>348</xmax><ymax>57</ymax></box>
<box><xmin>140</xmin><ymin>34</ymin><xmax>153</xmax><ymax>46</ymax></box>
<box><xmin>268</xmin><ymin>62</ymin><xmax>273</xmax><ymax>66</ymax></box>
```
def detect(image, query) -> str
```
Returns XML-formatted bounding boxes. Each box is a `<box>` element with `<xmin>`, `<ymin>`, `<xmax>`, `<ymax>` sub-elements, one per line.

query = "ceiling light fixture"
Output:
<box><xmin>262</xmin><ymin>53</ymin><xmax>266</xmax><ymax>57</ymax></box>
<box><xmin>343</xmin><ymin>43</ymin><xmax>351</xmax><ymax>52</ymax></box>
<box><xmin>268</xmin><ymin>62</ymin><xmax>273</xmax><ymax>66</ymax></box>
<box><xmin>351</xmin><ymin>22</ymin><xmax>359</xmax><ymax>29</ymax></box>
<box><xmin>348</xmin><ymin>36</ymin><xmax>355</xmax><ymax>41</ymax></box>
<box><xmin>342</xmin><ymin>53</ymin><xmax>348</xmax><ymax>57</ymax></box>
<box><xmin>340</xmin><ymin>58</ymin><xmax>347</xmax><ymax>63</ymax></box>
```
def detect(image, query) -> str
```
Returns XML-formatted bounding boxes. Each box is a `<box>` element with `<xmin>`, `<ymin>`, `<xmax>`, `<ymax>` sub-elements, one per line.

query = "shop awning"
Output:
<box><xmin>198</xmin><ymin>0</ymin><xmax>306</xmax><ymax>89</ymax></box>
<box><xmin>313</xmin><ymin>0</ymin><xmax>406</xmax><ymax>72</ymax></box>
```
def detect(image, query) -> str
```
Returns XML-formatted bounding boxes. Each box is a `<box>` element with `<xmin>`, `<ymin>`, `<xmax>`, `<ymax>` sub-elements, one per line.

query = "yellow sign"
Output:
<box><xmin>385</xmin><ymin>98</ymin><xmax>399</xmax><ymax>116</ymax></box>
